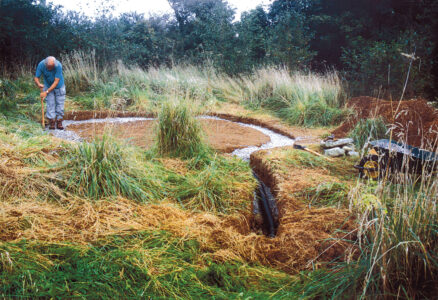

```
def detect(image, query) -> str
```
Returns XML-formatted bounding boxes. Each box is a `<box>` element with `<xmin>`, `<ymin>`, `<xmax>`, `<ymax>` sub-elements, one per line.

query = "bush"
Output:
<box><xmin>349</xmin><ymin>117</ymin><xmax>388</xmax><ymax>150</ymax></box>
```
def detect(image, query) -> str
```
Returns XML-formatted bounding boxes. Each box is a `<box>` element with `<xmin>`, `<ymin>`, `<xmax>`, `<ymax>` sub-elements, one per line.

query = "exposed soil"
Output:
<box><xmin>333</xmin><ymin>96</ymin><xmax>438</xmax><ymax>148</ymax></box>
<box><xmin>64</xmin><ymin>110</ymin><xmax>154</xmax><ymax>121</ymax></box>
<box><xmin>64</xmin><ymin>109</ymin><xmax>330</xmax><ymax>144</ymax></box>
<box><xmin>67</xmin><ymin>119</ymin><xmax>271</xmax><ymax>153</ymax></box>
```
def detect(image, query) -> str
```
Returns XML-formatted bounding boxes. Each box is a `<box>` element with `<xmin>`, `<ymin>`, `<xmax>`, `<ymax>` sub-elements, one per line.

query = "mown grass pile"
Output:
<box><xmin>1</xmin><ymin>229</ymin><xmax>365</xmax><ymax>299</ymax></box>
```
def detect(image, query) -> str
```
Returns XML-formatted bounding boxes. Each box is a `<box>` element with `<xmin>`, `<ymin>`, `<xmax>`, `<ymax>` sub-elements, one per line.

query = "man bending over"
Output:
<box><xmin>34</xmin><ymin>56</ymin><xmax>66</xmax><ymax>130</ymax></box>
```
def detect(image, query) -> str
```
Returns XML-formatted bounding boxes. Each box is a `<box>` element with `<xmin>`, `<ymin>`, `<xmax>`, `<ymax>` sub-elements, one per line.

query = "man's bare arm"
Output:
<box><xmin>34</xmin><ymin>77</ymin><xmax>44</xmax><ymax>91</ymax></box>
<box><xmin>40</xmin><ymin>78</ymin><xmax>60</xmax><ymax>100</ymax></box>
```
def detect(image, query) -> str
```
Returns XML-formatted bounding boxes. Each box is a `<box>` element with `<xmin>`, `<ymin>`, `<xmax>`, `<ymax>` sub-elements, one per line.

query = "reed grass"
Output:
<box><xmin>56</xmin><ymin>135</ymin><xmax>162</xmax><ymax>201</ymax></box>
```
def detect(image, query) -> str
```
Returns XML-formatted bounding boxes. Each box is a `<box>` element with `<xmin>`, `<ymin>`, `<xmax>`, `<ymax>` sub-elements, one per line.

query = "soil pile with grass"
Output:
<box><xmin>333</xmin><ymin>96</ymin><xmax>438</xmax><ymax>148</ymax></box>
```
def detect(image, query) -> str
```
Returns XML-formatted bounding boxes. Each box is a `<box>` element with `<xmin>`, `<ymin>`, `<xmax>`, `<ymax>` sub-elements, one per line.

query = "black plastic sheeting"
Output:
<box><xmin>252</xmin><ymin>171</ymin><xmax>279</xmax><ymax>237</ymax></box>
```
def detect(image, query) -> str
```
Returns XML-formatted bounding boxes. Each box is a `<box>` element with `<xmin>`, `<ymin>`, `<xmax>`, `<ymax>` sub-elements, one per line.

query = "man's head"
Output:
<box><xmin>45</xmin><ymin>56</ymin><xmax>56</xmax><ymax>70</ymax></box>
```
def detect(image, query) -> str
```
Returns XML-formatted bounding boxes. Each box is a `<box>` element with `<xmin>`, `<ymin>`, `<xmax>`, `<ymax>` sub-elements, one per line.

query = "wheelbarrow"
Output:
<box><xmin>354</xmin><ymin>139</ymin><xmax>438</xmax><ymax>180</ymax></box>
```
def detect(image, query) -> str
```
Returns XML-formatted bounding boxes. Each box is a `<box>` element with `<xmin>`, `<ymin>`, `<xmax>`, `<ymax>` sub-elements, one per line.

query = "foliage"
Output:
<box><xmin>349</xmin><ymin>117</ymin><xmax>388</xmax><ymax>150</ymax></box>
<box><xmin>2</xmin><ymin>0</ymin><xmax>436</xmax><ymax>98</ymax></box>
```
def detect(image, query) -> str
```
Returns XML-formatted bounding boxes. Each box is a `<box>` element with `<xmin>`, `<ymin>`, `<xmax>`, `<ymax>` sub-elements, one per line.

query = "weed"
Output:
<box><xmin>347</xmin><ymin>164</ymin><xmax>438</xmax><ymax>298</ymax></box>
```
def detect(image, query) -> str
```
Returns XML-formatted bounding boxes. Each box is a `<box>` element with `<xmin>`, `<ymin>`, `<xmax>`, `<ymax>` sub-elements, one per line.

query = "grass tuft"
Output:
<box><xmin>155</xmin><ymin>100</ymin><xmax>207</xmax><ymax>159</ymax></box>
<box><xmin>56</xmin><ymin>136</ymin><xmax>157</xmax><ymax>201</ymax></box>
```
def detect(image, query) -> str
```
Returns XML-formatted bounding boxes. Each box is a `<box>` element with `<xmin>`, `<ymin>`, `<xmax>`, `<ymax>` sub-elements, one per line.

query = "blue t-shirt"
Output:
<box><xmin>35</xmin><ymin>59</ymin><xmax>65</xmax><ymax>89</ymax></box>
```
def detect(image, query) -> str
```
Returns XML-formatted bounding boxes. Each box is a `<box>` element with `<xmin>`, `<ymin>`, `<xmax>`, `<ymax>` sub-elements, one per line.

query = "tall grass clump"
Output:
<box><xmin>348</xmin><ymin>166</ymin><xmax>438</xmax><ymax>298</ymax></box>
<box><xmin>349</xmin><ymin>117</ymin><xmax>389</xmax><ymax>150</ymax></box>
<box><xmin>240</xmin><ymin>67</ymin><xmax>350</xmax><ymax>127</ymax></box>
<box><xmin>61</xmin><ymin>50</ymin><xmax>101</xmax><ymax>94</ymax></box>
<box><xmin>57</xmin><ymin>136</ymin><xmax>160</xmax><ymax>201</ymax></box>
<box><xmin>156</xmin><ymin>100</ymin><xmax>207</xmax><ymax>159</ymax></box>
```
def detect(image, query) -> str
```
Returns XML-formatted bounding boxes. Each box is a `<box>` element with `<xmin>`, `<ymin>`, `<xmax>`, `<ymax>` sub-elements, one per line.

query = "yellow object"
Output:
<box><xmin>369</xmin><ymin>148</ymin><xmax>378</xmax><ymax>156</ymax></box>
<box><xmin>364</xmin><ymin>160</ymin><xmax>379</xmax><ymax>179</ymax></box>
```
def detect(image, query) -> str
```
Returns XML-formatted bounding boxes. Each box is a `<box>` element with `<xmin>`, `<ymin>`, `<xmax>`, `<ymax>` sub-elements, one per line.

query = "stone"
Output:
<box><xmin>321</xmin><ymin>138</ymin><xmax>354</xmax><ymax>149</ymax></box>
<box><xmin>324</xmin><ymin>147</ymin><xmax>346</xmax><ymax>157</ymax></box>
<box><xmin>343</xmin><ymin>145</ymin><xmax>354</xmax><ymax>152</ymax></box>
<box><xmin>348</xmin><ymin>151</ymin><xmax>360</xmax><ymax>158</ymax></box>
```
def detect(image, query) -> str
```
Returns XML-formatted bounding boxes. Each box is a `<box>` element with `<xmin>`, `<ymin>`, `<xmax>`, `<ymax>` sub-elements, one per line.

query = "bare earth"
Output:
<box><xmin>67</xmin><ymin>119</ymin><xmax>270</xmax><ymax>153</ymax></box>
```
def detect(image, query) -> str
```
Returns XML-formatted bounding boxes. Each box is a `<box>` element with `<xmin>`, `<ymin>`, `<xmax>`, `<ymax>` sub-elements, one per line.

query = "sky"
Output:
<box><xmin>48</xmin><ymin>0</ymin><xmax>272</xmax><ymax>20</ymax></box>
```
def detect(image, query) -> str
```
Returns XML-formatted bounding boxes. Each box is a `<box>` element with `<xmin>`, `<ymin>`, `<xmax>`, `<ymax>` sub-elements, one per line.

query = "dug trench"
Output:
<box><xmin>61</xmin><ymin>112</ymin><xmax>289</xmax><ymax>236</ymax></box>
<box><xmin>5</xmin><ymin>111</ymin><xmax>356</xmax><ymax>273</ymax></box>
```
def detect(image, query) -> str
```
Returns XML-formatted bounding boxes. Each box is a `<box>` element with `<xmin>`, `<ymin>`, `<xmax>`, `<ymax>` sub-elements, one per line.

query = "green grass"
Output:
<box><xmin>347</xmin><ymin>169</ymin><xmax>438</xmax><ymax>298</ymax></box>
<box><xmin>238</xmin><ymin>68</ymin><xmax>350</xmax><ymax>127</ymax></box>
<box><xmin>0</xmin><ymin>231</ymin><xmax>343</xmax><ymax>299</ymax></box>
<box><xmin>155</xmin><ymin>99</ymin><xmax>207</xmax><ymax>160</ymax></box>
<box><xmin>349</xmin><ymin>117</ymin><xmax>388</xmax><ymax>150</ymax></box>
<box><xmin>173</xmin><ymin>154</ymin><xmax>255</xmax><ymax>213</ymax></box>
<box><xmin>1</xmin><ymin>116</ymin><xmax>254</xmax><ymax>213</ymax></box>
<box><xmin>55</xmin><ymin>135</ymin><xmax>163</xmax><ymax>201</ymax></box>
<box><xmin>296</xmin><ymin>182</ymin><xmax>350</xmax><ymax>208</ymax></box>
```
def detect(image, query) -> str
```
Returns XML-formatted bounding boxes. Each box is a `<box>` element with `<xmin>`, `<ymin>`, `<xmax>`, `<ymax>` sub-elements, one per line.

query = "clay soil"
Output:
<box><xmin>67</xmin><ymin>119</ymin><xmax>270</xmax><ymax>153</ymax></box>
<box><xmin>333</xmin><ymin>96</ymin><xmax>438</xmax><ymax>148</ymax></box>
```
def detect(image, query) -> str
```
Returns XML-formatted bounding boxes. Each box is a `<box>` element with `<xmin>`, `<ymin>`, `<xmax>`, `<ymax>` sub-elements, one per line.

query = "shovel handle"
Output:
<box><xmin>40</xmin><ymin>96</ymin><xmax>45</xmax><ymax>128</ymax></box>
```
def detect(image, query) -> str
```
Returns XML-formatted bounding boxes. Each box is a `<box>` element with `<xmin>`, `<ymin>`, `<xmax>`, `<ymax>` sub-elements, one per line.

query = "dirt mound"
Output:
<box><xmin>332</xmin><ymin>97</ymin><xmax>438</xmax><ymax>148</ymax></box>
<box><xmin>67</xmin><ymin>119</ymin><xmax>270</xmax><ymax>153</ymax></box>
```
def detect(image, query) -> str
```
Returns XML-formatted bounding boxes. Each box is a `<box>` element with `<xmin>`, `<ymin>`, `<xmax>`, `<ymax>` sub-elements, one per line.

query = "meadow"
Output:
<box><xmin>0</xmin><ymin>54</ymin><xmax>437</xmax><ymax>299</ymax></box>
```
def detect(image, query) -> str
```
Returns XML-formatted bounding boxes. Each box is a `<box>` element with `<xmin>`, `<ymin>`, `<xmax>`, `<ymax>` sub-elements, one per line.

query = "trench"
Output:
<box><xmin>51</xmin><ymin>115</ymin><xmax>295</xmax><ymax>237</ymax></box>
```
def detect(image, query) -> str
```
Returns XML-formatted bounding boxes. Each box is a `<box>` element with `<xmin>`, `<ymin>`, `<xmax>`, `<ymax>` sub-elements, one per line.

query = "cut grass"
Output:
<box><xmin>0</xmin><ymin>230</ymin><xmax>347</xmax><ymax>299</ymax></box>
<box><xmin>296</xmin><ymin>182</ymin><xmax>350</xmax><ymax>208</ymax></box>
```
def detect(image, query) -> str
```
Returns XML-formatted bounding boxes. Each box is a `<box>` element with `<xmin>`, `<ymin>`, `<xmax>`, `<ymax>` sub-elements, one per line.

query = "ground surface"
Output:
<box><xmin>333</xmin><ymin>96</ymin><xmax>438</xmax><ymax>148</ymax></box>
<box><xmin>67</xmin><ymin>118</ymin><xmax>271</xmax><ymax>153</ymax></box>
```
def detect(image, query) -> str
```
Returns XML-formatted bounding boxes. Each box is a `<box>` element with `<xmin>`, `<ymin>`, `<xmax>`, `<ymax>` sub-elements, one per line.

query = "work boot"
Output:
<box><xmin>56</xmin><ymin>118</ymin><xmax>64</xmax><ymax>130</ymax></box>
<box><xmin>49</xmin><ymin>119</ymin><xmax>56</xmax><ymax>130</ymax></box>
